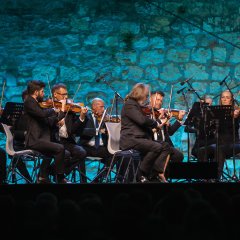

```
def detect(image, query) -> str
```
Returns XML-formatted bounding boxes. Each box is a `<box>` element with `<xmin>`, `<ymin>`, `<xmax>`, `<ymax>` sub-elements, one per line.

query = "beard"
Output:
<box><xmin>37</xmin><ymin>95</ymin><xmax>44</xmax><ymax>102</ymax></box>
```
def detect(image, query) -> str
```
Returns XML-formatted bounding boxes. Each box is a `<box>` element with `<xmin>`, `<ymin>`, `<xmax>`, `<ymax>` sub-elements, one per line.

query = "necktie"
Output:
<box><xmin>95</xmin><ymin>117</ymin><xmax>100</xmax><ymax>148</ymax></box>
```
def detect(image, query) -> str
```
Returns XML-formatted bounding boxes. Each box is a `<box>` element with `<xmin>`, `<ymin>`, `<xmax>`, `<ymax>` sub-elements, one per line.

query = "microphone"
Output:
<box><xmin>219</xmin><ymin>75</ymin><xmax>229</xmax><ymax>85</ymax></box>
<box><xmin>177</xmin><ymin>87</ymin><xmax>186</xmax><ymax>94</ymax></box>
<box><xmin>96</xmin><ymin>72</ymin><xmax>110</xmax><ymax>82</ymax></box>
<box><xmin>180</xmin><ymin>76</ymin><xmax>193</xmax><ymax>86</ymax></box>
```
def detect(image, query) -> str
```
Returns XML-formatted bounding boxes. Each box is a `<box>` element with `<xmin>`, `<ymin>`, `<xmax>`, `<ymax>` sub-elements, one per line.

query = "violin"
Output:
<box><xmin>141</xmin><ymin>105</ymin><xmax>183</xmax><ymax>121</ymax></box>
<box><xmin>39</xmin><ymin>98</ymin><xmax>85</xmax><ymax>113</ymax></box>
<box><xmin>95</xmin><ymin>113</ymin><xmax>121</xmax><ymax>123</ymax></box>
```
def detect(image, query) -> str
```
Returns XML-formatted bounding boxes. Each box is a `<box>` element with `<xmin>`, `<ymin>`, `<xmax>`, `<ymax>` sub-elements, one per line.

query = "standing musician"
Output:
<box><xmin>120</xmin><ymin>83</ymin><xmax>170</xmax><ymax>183</ymax></box>
<box><xmin>78</xmin><ymin>98</ymin><xmax>112</xmax><ymax>181</ymax></box>
<box><xmin>150</xmin><ymin>91</ymin><xmax>186</xmax><ymax>163</ymax></box>
<box><xmin>194</xmin><ymin>90</ymin><xmax>240</xmax><ymax>179</ymax></box>
<box><xmin>23</xmin><ymin>80</ymin><xmax>69</xmax><ymax>184</ymax></box>
<box><xmin>51</xmin><ymin>83</ymin><xmax>88</xmax><ymax>179</ymax></box>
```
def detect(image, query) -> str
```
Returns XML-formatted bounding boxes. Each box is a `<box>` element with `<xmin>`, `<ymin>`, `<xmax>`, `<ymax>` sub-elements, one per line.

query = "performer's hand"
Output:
<box><xmin>58</xmin><ymin>119</ymin><xmax>65</xmax><ymax>127</ymax></box>
<box><xmin>158</xmin><ymin>108</ymin><xmax>166</xmax><ymax>119</ymax></box>
<box><xmin>234</xmin><ymin>109</ymin><xmax>240</xmax><ymax>118</ymax></box>
<box><xmin>59</xmin><ymin>99</ymin><xmax>67</xmax><ymax>112</ymax></box>
<box><xmin>100</xmin><ymin>128</ymin><xmax>106</xmax><ymax>134</ymax></box>
<box><xmin>152</xmin><ymin>128</ymin><xmax>157</xmax><ymax>133</ymax></box>
<box><xmin>178</xmin><ymin>110</ymin><xmax>186</xmax><ymax>121</ymax></box>
<box><xmin>79</xmin><ymin>107</ymin><xmax>87</xmax><ymax>121</ymax></box>
<box><xmin>161</xmin><ymin>117</ymin><xmax>169</xmax><ymax>125</ymax></box>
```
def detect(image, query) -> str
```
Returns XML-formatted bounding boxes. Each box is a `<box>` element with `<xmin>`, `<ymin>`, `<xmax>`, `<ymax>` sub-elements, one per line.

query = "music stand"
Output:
<box><xmin>207</xmin><ymin>105</ymin><xmax>236</xmax><ymax>180</ymax></box>
<box><xmin>0</xmin><ymin>102</ymin><xmax>24</xmax><ymax>126</ymax></box>
<box><xmin>203</xmin><ymin>105</ymin><xmax>235</xmax><ymax>180</ymax></box>
<box><xmin>184</xmin><ymin>102</ymin><xmax>212</xmax><ymax>161</ymax></box>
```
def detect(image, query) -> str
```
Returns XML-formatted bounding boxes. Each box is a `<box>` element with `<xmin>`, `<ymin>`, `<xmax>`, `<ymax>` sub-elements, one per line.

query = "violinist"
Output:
<box><xmin>150</xmin><ymin>91</ymin><xmax>186</xmax><ymax>164</ymax></box>
<box><xmin>0</xmin><ymin>107</ymin><xmax>6</xmax><ymax>184</ymax></box>
<box><xmin>120</xmin><ymin>83</ymin><xmax>171</xmax><ymax>183</ymax></box>
<box><xmin>195</xmin><ymin>90</ymin><xmax>240</xmax><ymax>180</ymax></box>
<box><xmin>51</xmin><ymin>83</ymin><xmax>87</xmax><ymax>180</ymax></box>
<box><xmin>23</xmin><ymin>80</ymin><xmax>69</xmax><ymax>184</ymax></box>
<box><xmin>78</xmin><ymin>97</ymin><xmax>112</xmax><ymax>181</ymax></box>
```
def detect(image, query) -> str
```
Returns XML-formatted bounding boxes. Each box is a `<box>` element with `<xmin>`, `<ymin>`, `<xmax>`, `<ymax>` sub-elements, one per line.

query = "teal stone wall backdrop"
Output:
<box><xmin>1</xmin><ymin>0</ymin><xmax>240</xmax><ymax>159</ymax></box>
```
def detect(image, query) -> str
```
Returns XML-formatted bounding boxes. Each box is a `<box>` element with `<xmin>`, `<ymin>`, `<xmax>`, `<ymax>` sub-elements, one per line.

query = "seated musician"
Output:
<box><xmin>23</xmin><ymin>80</ymin><xmax>69</xmax><ymax>184</ymax></box>
<box><xmin>78</xmin><ymin>98</ymin><xmax>112</xmax><ymax>181</ymax></box>
<box><xmin>120</xmin><ymin>83</ymin><xmax>170</xmax><ymax>183</ymax></box>
<box><xmin>0</xmin><ymin>147</ymin><xmax>6</xmax><ymax>184</ymax></box>
<box><xmin>51</xmin><ymin>83</ymin><xmax>88</xmax><ymax>180</ymax></box>
<box><xmin>150</xmin><ymin>91</ymin><xmax>185</xmax><ymax>163</ymax></box>
<box><xmin>192</xmin><ymin>90</ymin><xmax>240</xmax><ymax>179</ymax></box>
<box><xmin>0</xmin><ymin>107</ymin><xmax>7</xmax><ymax>184</ymax></box>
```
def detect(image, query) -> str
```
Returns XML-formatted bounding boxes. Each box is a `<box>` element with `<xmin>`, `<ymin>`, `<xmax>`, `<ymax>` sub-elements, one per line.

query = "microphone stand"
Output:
<box><xmin>99</xmin><ymin>76</ymin><xmax>124</xmax><ymax>122</ymax></box>
<box><xmin>184</xmin><ymin>80</ymin><xmax>211</xmax><ymax>162</ymax></box>
<box><xmin>181</xmin><ymin>89</ymin><xmax>191</xmax><ymax>162</ymax></box>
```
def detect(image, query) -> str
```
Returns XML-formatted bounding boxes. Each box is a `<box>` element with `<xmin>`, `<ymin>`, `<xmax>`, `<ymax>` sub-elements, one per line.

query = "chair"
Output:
<box><xmin>104</xmin><ymin>122</ymin><xmax>141</xmax><ymax>183</ymax></box>
<box><xmin>1</xmin><ymin>123</ymin><xmax>41</xmax><ymax>184</ymax></box>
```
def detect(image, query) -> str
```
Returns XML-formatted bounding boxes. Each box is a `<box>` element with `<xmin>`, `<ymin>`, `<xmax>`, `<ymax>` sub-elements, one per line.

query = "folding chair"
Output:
<box><xmin>1</xmin><ymin>123</ymin><xmax>41</xmax><ymax>184</ymax></box>
<box><xmin>104</xmin><ymin>122</ymin><xmax>141</xmax><ymax>183</ymax></box>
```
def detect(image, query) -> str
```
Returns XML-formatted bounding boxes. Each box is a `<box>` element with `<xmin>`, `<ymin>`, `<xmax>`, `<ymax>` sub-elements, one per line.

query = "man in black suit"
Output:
<box><xmin>150</xmin><ymin>91</ymin><xmax>185</xmax><ymax>163</ymax></box>
<box><xmin>120</xmin><ymin>83</ymin><xmax>170</xmax><ymax>183</ymax></box>
<box><xmin>51</xmin><ymin>83</ymin><xmax>88</xmax><ymax>181</ymax></box>
<box><xmin>78</xmin><ymin>98</ymin><xmax>112</xmax><ymax>182</ymax></box>
<box><xmin>23</xmin><ymin>80</ymin><xmax>68</xmax><ymax>184</ymax></box>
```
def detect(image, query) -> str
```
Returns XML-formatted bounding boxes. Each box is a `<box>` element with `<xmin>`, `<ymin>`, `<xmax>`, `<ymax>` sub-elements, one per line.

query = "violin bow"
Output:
<box><xmin>46</xmin><ymin>74</ymin><xmax>55</xmax><ymax>109</ymax></box>
<box><xmin>64</xmin><ymin>82</ymin><xmax>82</xmax><ymax>118</ymax></box>
<box><xmin>109</xmin><ymin>95</ymin><xmax>116</xmax><ymax>117</ymax></box>
<box><xmin>0</xmin><ymin>80</ymin><xmax>6</xmax><ymax>110</ymax></box>
<box><xmin>149</xmin><ymin>85</ymin><xmax>156</xmax><ymax>120</ymax></box>
<box><xmin>167</xmin><ymin>84</ymin><xmax>174</xmax><ymax>119</ymax></box>
<box><xmin>96</xmin><ymin>107</ymin><xmax>108</xmax><ymax>136</ymax></box>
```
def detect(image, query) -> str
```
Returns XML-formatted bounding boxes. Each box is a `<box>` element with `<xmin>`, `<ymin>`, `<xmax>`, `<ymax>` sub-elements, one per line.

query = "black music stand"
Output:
<box><xmin>206</xmin><ymin>105</ymin><xmax>237</xmax><ymax>181</ymax></box>
<box><xmin>184</xmin><ymin>102</ymin><xmax>212</xmax><ymax>161</ymax></box>
<box><xmin>0</xmin><ymin>102</ymin><xmax>24</xmax><ymax>126</ymax></box>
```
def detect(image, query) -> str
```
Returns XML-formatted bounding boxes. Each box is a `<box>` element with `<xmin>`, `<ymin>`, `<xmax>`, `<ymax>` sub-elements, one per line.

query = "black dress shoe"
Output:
<box><xmin>138</xmin><ymin>176</ymin><xmax>150</xmax><ymax>183</ymax></box>
<box><xmin>37</xmin><ymin>176</ymin><xmax>52</xmax><ymax>184</ymax></box>
<box><xmin>57</xmin><ymin>178</ymin><xmax>72</xmax><ymax>184</ymax></box>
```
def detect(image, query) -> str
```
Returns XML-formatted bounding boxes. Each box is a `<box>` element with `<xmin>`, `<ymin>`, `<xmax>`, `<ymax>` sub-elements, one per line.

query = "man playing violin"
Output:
<box><xmin>120</xmin><ymin>83</ymin><xmax>171</xmax><ymax>183</ymax></box>
<box><xmin>150</xmin><ymin>91</ymin><xmax>186</xmax><ymax>164</ymax></box>
<box><xmin>78</xmin><ymin>97</ymin><xmax>112</xmax><ymax>182</ymax></box>
<box><xmin>23</xmin><ymin>80</ymin><xmax>69</xmax><ymax>184</ymax></box>
<box><xmin>51</xmin><ymin>83</ymin><xmax>88</xmax><ymax>182</ymax></box>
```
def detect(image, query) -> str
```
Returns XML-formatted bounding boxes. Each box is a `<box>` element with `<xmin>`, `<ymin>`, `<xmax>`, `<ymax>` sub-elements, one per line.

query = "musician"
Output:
<box><xmin>51</xmin><ymin>83</ymin><xmax>87</xmax><ymax>179</ymax></box>
<box><xmin>78</xmin><ymin>98</ymin><xmax>112</xmax><ymax>181</ymax></box>
<box><xmin>120</xmin><ymin>83</ymin><xmax>170</xmax><ymax>183</ymax></box>
<box><xmin>23</xmin><ymin>80</ymin><xmax>68</xmax><ymax>184</ymax></box>
<box><xmin>0</xmin><ymin>148</ymin><xmax>6</xmax><ymax>184</ymax></box>
<box><xmin>150</xmin><ymin>91</ymin><xmax>185</xmax><ymax>163</ymax></box>
<box><xmin>194</xmin><ymin>90</ymin><xmax>240</xmax><ymax>179</ymax></box>
<box><xmin>11</xmin><ymin>89</ymin><xmax>34</xmax><ymax>183</ymax></box>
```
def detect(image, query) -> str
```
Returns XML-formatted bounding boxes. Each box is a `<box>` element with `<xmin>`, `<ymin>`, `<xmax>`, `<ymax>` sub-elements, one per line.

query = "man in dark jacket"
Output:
<box><xmin>120</xmin><ymin>83</ymin><xmax>170</xmax><ymax>183</ymax></box>
<box><xmin>150</xmin><ymin>91</ymin><xmax>185</xmax><ymax>162</ymax></box>
<box><xmin>51</xmin><ymin>83</ymin><xmax>88</xmax><ymax>181</ymax></box>
<box><xmin>24</xmin><ymin>80</ymin><xmax>68</xmax><ymax>184</ymax></box>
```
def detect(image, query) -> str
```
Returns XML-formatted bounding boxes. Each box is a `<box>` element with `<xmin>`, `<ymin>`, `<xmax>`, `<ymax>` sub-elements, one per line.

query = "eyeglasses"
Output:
<box><xmin>56</xmin><ymin>92</ymin><xmax>68</xmax><ymax>96</ymax></box>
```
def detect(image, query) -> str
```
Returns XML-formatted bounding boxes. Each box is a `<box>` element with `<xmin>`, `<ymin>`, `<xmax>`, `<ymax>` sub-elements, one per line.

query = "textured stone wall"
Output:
<box><xmin>1</xmin><ymin>0</ymin><xmax>240</xmax><ymax>155</ymax></box>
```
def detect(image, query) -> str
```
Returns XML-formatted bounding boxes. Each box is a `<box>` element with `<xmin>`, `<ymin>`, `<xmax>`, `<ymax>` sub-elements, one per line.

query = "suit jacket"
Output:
<box><xmin>78</xmin><ymin>112</ymin><xmax>108</xmax><ymax>146</ymax></box>
<box><xmin>57</xmin><ymin>112</ymin><xmax>86</xmax><ymax>144</ymax></box>
<box><xmin>24</xmin><ymin>96</ymin><xmax>64</xmax><ymax>147</ymax></box>
<box><xmin>120</xmin><ymin>98</ymin><xmax>158</xmax><ymax>150</ymax></box>
<box><xmin>155</xmin><ymin>120</ymin><xmax>181</xmax><ymax>147</ymax></box>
